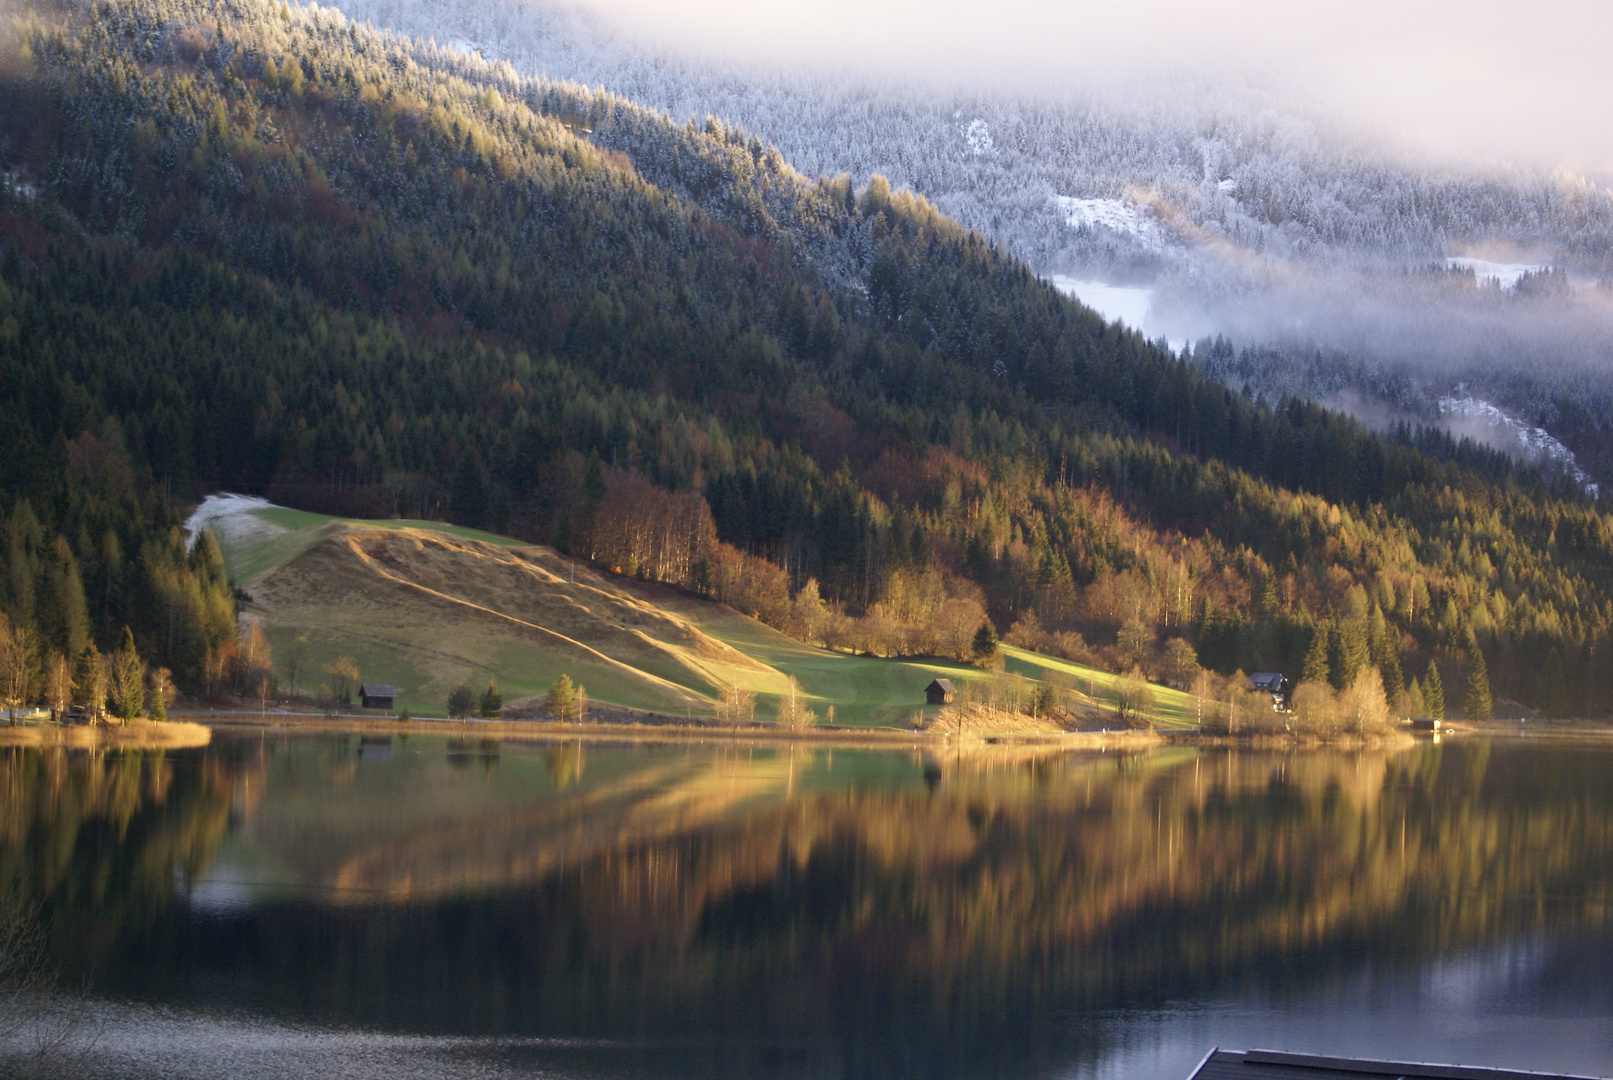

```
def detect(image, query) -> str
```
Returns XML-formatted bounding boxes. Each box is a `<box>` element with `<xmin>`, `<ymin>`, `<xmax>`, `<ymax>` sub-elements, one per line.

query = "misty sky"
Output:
<box><xmin>571</xmin><ymin>0</ymin><xmax>1613</xmax><ymax>171</ymax></box>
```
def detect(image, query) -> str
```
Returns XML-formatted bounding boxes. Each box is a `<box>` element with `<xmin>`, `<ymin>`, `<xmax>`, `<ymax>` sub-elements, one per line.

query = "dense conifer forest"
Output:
<box><xmin>3</xmin><ymin>0</ymin><xmax>1613</xmax><ymax>717</ymax></box>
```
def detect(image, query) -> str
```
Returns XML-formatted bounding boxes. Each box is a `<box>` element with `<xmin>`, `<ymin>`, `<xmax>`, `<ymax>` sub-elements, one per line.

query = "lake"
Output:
<box><xmin>3</xmin><ymin>734</ymin><xmax>1611</xmax><ymax>1079</ymax></box>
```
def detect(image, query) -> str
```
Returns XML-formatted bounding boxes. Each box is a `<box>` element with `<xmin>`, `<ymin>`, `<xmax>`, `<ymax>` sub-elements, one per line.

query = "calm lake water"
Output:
<box><xmin>4</xmin><ymin>733</ymin><xmax>1612</xmax><ymax>1079</ymax></box>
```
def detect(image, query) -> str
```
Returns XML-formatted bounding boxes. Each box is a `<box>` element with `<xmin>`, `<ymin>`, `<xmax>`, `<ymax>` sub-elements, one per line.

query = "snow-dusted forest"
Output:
<box><xmin>330</xmin><ymin>0</ymin><xmax>1613</xmax><ymax>490</ymax></box>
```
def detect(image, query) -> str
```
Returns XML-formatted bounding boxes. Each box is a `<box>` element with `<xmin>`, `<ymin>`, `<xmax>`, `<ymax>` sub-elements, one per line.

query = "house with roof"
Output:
<box><xmin>1246</xmin><ymin>672</ymin><xmax>1290</xmax><ymax>711</ymax></box>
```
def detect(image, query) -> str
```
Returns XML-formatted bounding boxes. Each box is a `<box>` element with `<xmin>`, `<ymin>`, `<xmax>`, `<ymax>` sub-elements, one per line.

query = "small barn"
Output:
<box><xmin>360</xmin><ymin>684</ymin><xmax>398</xmax><ymax>711</ymax></box>
<box><xmin>926</xmin><ymin>678</ymin><xmax>956</xmax><ymax>705</ymax></box>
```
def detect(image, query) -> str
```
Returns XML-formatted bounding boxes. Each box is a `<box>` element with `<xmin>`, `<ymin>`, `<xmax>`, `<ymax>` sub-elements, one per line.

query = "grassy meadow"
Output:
<box><xmin>211</xmin><ymin>503</ymin><xmax>1196</xmax><ymax>729</ymax></box>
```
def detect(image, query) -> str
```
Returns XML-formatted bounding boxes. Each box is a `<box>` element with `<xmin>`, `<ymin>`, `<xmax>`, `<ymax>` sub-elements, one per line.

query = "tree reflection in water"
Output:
<box><xmin>2</xmin><ymin>737</ymin><xmax>1611</xmax><ymax>1079</ymax></box>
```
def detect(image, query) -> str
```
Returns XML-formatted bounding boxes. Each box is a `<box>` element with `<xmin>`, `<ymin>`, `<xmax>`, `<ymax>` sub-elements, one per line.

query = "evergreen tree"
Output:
<box><xmin>110</xmin><ymin>626</ymin><xmax>146</xmax><ymax>722</ymax></box>
<box><xmin>190</xmin><ymin>531</ymin><xmax>228</xmax><ymax>590</ymax></box>
<box><xmin>1464</xmin><ymin>648</ymin><xmax>1492</xmax><ymax>721</ymax></box>
<box><xmin>147</xmin><ymin>667</ymin><xmax>173</xmax><ymax>723</ymax></box>
<box><xmin>1331</xmin><ymin>620</ymin><xmax>1370</xmax><ymax>690</ymax></box>
<box><xmin>972</xmin><ymin>620</ymin><xmax>1001</xmax><ymax>665</ymax></box>
<box><xmin>1368</xmin><ymin>606</ymin><xmax>1403</xmax><ymax>705</ymax></box>
<box><xmin>451</xmin><ymin>454</ymin><xmax>492</xmax><ymax>531</ymax></box>
<box><xmin>447</xmin><ymin>682</ymin><xmax>477</xmax><ymax>719</ymax></box>
<box><xmin>1423</xmin><ymin>661</ymin><xmax>1444</xmax><ymax>720</ymax></box>
<box><xmin>39</xmin><ymin>538</ymin><xmax>90</xmax><ymax>661</ymax></box>
<box><xmin>1256</xmin><ymin>572</ymin><xmax>1279</xmax><ymax>616</ymax></box>
<box><xmin>479</xmin><ymin>680</ymin><xmax>503</xmax><ymax>720</ymax></box>
<box><xmin>2</xmin><ymin>503</ymin><xmax>41</xmax><ymax>629</ymax></box>
<box><xmin>1542</xmin><ymin>648</ymin><xmax>1572</xmax><ymax>719</ymax></box>
<box><xmin>1300</xmin><ymin>627</ymin><xmax>1330</xmax><ymax>685</ymax></box>
<box><xmin>1378</xmin><ymin>651</ymin><xmax>1404</xmax><ymax>710</ymax></box>
<box><xmin>1595</xmin><ymin>635</ymin><xmax>1613</xmax><ymax>718</ymax></box>
<box><xmin>545</xmin><ymin>675</ymin><xmax>577</xmax><ymax>722</ymax></box>
<box><xmin>1404</xmin><ymin>676</ymin><xmax>1425</xmax><ymax>720</ymax></box>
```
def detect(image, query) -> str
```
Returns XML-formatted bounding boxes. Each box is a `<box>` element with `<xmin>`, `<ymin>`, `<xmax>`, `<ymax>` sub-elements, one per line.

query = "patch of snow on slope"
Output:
<box><xmin>965</xmin><ymin>119</ymin><xmax>993</xmax><ymax>156</ymax></box>
<box><xmin>183</xmin><ymin>493</ymin><xmax>282</xmax><ymax>552</ymax></box>
<box><xmin>1047</xmin><ymin>275</ymin><xmax>1153</xmax><ymax>331</ymax></box>
<box><xmin>2</xmin><ymin>170</ymin><xmax>37</xmax><ymax>200</ymax></box>
<box><xmin>1439</xmin><ymin>398</ymin><xmax>1599</xmax><ymax>497</ymax></box>
<box><xmin>1054</xmin><ymin>196</ymin><xmax>1157</xmax><ymax>240</ymax></box>
<box><xmin>1446</xmin><ymin>257</ymin><xmax>1546</xmax><ymax>289</ymax></box>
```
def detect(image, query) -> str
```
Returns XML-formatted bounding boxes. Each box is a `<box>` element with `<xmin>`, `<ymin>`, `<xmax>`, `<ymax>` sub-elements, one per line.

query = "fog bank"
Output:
<box><xmin>567</xmin><ymin>0</ymin><xmax>1613</xmax><ymax>173</ymax></box>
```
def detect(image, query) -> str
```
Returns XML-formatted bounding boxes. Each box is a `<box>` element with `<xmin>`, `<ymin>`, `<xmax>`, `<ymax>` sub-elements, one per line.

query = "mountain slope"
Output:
<box><xmin>2</xmin><ymin>0</ymin><xmax>1613</xmax><ymax>719</ymax></box>
<box><xmin>328</xmin><ymin>0</ymin><xmax>1613</xmax><ymax>491</ymax></box>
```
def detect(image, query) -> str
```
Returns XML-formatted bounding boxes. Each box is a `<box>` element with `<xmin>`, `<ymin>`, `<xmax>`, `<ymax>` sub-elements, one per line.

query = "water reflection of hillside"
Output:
<box><xmin>5</xmin><ymin>739</ymin><xmax>1613</xmax><ymax>1079</ymax></box>
<box><xmin>0</xmin><ymin>742</ymin><xmax>257</xmax><ymax>969</ymax></box>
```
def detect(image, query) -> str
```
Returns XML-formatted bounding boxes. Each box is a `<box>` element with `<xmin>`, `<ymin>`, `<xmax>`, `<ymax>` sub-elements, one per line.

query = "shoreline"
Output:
<box><xmin>198</xmin><ymin>712</ymin><xmax>944</xmax><ymax>749</ymax></box>
<box><xmin>16</xmin><ymin>710</ymin><xmax>1607</xmax><ymax>753</ymax></box>
<box><xmin>0</xmin><ymin>719</ymin><xmax>213</xmax><ymax>749</ymax></box>
<box><xmin>174</xmin><ymin>708</ymin><xmax>1437</xmax><ymax>752</ymax></box>
<box><xmin>1456</xmin><ymin>718</ymin><xmax>1613</xmax><ymax>743</ymax></box>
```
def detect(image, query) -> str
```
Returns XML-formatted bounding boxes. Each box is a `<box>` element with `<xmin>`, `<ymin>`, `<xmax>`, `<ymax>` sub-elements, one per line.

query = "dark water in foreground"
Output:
<box><xmin>3</xmin><ymin>734</ymin><xmax>1612</xmax><ymax>1079</ymax></box>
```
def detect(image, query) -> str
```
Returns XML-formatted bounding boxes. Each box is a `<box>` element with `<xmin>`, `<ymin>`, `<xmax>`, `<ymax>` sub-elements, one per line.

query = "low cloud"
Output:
<box><xmin>569</xmin><ymin>0</ymin><xmax>1613</xmax><ymax>173</ymax></box>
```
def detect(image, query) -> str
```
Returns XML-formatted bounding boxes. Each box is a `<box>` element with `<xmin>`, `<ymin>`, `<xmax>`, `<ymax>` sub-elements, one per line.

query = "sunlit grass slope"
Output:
<box><xmin>1001</xmin><ymin>646</ymin><xmax>1197</xmax><ymax>728</ymax></box>
<box><xmin>215</xmin><ymin>504</ymin><xmax>1192</xmax><ymax>727</ymax></box>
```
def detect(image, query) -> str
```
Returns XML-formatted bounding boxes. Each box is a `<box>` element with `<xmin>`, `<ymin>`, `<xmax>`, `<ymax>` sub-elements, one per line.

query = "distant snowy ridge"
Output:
<box><xmin>1439</xmin><ymin>397</ymin><xmax>1599</xmax><ymax>496</ymax></box>
<box><xmin>1445</xmin><ymin>257</ymin><xmax>1547</xmax><ymax>289</ymax></box>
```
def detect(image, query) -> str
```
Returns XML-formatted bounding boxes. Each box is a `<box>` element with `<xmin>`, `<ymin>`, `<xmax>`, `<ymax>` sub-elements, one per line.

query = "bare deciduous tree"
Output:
<box><xmin>0</xmin><ymin>899</ymin><xmax>88</xmax><ymax>1076</ymax></box>
<box><xmin>719</xmin><ymin>683</ymin><xmax>756</xmax><ymax>725</ymax></box>
<box><xmin>0</xmin><ymin>619</ymin><xmax>39</xmax><ymax>725</ymax></box>
<box><xmin>43</xmin><ymin>655</ymin><xmax>71</xmax><ymax>723</ymax></box>
<box><xmin>775</xmin><ymin>677</ymin><xmax>817</xmax><ymax>731</ymax></box>
<box><xmin>543</xmin><ymin>675</ymin><xmax>585</xmax><ymax>722</ymax></box>
<box><xmin>73</xmin><ymin>646</ymin><xmax>106</xmax><ymax>724</ymax></box>
<box><xmin>325</xmin><ymin>656</ymin><xmax>359</xmax><ymax>705</ymax></box>
<box><xmin>1113</xmin><ymin>667</ymin><xmax>1155</xmax><ymax>729</ymax></box>
<box><xmin>147</xmin><ymin>667</ymin><xmax>175</xmax><ymax>723</ymax></box>
<box><xmin>930</xmin><ymin>597</ymin><xmax>985</xmax><ymax>662</ymax></box>
<box><xmin>1163</xmin><ymin>637</ymin><xmax>1200</xmax><ymax>690</ymax></box>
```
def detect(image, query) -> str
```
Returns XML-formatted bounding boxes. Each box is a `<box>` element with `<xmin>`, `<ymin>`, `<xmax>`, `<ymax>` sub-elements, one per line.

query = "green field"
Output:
<box><xmin>208</xmin><ymin>504</ymin><xmax>1195</xmax><ymax>729</ymax></box>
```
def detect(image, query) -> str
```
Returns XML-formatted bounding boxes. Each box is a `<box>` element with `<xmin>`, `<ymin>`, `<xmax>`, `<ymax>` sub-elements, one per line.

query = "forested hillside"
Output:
<box><xmin>3</xmin><ymin>0</ymin><xmax>1613</xmax><ymax>717</ymax></box>
<box><xmin>327</xmin><ymin>0</ymin><xmax>1613</xmax><ymax>494</ymax></box>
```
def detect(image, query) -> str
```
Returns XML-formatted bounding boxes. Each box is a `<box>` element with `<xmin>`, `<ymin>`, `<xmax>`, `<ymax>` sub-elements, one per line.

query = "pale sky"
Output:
<box><xmin>571</xmin><ymin>0</ymin><xmax>1613</xmax><ymax>171</ymax></box>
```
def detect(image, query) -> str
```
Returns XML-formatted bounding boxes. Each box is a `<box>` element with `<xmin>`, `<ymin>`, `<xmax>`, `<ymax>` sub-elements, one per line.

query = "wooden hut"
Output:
<box><xmin>360</xmin><ymin>684</ymin><xmax>398</xmax><ymax>711</ymax></box>
<box><xmin>925</xmin><ymin>678</ymin><xmax>956</xmax><ymax>705</ymax></box>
